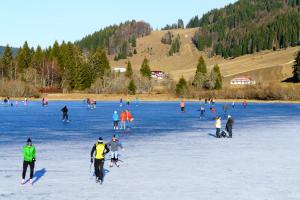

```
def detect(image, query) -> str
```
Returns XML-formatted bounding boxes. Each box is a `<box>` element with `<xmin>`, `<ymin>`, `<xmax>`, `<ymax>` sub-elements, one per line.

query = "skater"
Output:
<box><xmin>90</xmin><ymin>137</ymin><xmax>110</xmax><ymax>184</ymax></box>
<box><xmin>135</xmin><ymin>97</ymin><xmax>139</xmax><ymax>106</ymax></box>
<box><xmin>243</xmin><ymin>100</ymin><xmax>247</xmax><ymax>109</ymax></box>
<box><xmin>200</xmin><ymin>105</ymin><xmax>205</xmax><ymax>119</ymax></box>
<box><xmin>210</xmin><ymin>106</ymin><xmax>216</xmax><ymax>114</ymax></box>
<box><xmin>113</xmin><ymin>111</ymin><xmax>119</xmax><ymax>130</ymax></box>
<box><xmin>21</xmin><ymin>138</ymin><xmax>36</xmax><ymax>185</ymax></box>
<box><xmin>211</xmin><ymin>98</ymin><xmax>215</xmax><ymax>106</ymax></box>
<box><xmin>24</xmin><ymin>98</ymin><xmax>28</xmax><ymax>105</ymax></box>
<box><xmin>42</xmin><ymin>98</ymin><xmax>48</xmax><ymax>106</ymax></box>
<box><xmin>215</xmin><ymin>116</ymin><xmax>221</xmax><ymax>138</ymax></box>
<box><xmin>107</xmin><ymin>135</ymin><xmax>125</xmax><ymax>167</ymax></box>
<box><xmin>126</xmin><ymin>98</ymin><xmax>130</xmax><ymax>105</ymax></box>
<box><xmin>180</xmin><ymin>100</ymin><xmax>185</xmax><ymax>112</ymax></box>
<box><xmin>61</xmin><ymin>106</ymin><xmax>69</xmax><ymax>122</ymax></box>
<box><xmin>119</xmin><ymin>98</ymin><xmax>123</xmax><ymax>107</ymax></box>
<box><xmin>120</xmin><ymin>110</ymin><xmax>126</xmax><ymax>130</ymax></box>
<box><xmin>125</xmin><ymin>109</ymin><xmax>134</xmax><ymax>129</ymax></box>
<box><xmin>226</xmin><ymin>115</ymin><xmax>234</xmax><ymax>138</ymax></box>
<box><xmin>232</xmin><ymin>101</ymin><xmax>235</xmax><ymax>109</ymax></box>
<box><xmin>223</xmin><ymin>103</ymin><xmax>228</xmax><ymax>114</ymax></box>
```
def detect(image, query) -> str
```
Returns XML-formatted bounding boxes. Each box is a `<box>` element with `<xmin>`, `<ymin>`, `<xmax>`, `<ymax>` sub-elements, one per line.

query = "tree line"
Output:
<box><xmin>0</xmin><ymin>40</ymin><xmax>155</xmax><ymax>95</ymax></box>
<box><xmin>76</xmin><ymin>20</ymin><xmax>151</xmax><ymax>61</ymax></box>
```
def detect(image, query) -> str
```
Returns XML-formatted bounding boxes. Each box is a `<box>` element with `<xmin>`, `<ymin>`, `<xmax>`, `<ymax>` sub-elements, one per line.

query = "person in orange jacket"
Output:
<box><xmin>180</xmin><ymin>100</ymin><xmax>185</xmax><ymax>112</ymax></box>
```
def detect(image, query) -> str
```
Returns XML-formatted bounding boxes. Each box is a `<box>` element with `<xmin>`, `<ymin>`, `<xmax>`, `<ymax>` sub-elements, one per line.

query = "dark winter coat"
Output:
<box><xmin>226</xmin><ymin>118</ymin><xmax>234</xmax><ymax>129</ymax></box>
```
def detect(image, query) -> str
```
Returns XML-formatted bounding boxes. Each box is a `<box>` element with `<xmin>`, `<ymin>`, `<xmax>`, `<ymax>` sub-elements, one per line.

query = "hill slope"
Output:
<box><xmin>109</xmin><ymin>28</ymin><xmax>299</xmax><ymax>83</ymax></box>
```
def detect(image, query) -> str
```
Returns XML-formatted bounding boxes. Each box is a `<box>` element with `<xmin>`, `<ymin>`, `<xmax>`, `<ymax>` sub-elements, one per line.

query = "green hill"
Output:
<box><xmin>187</xmin><ymin>0</ymin><xmax>300</xmax><ymax>58</ymax></box>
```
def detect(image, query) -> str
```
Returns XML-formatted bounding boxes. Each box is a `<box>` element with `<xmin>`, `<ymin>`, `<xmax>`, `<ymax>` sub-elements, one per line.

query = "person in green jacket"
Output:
<box><xmin>21</xmin><ymin>138</ymin><xmax>36</xmax><ymax>185</ymax></box>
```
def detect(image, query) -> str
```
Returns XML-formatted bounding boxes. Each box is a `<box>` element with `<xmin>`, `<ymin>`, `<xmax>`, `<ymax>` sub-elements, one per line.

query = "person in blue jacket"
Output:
<box><xmin>113</xmin><ymin>111</ymin><xmax>119</xmax><ymax>130</ymax></box>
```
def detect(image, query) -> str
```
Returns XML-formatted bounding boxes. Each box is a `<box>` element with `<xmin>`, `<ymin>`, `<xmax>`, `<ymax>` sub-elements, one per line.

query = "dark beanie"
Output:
<box><xmin>27</xmin><ymin>138</ymin><xmax>32</xmax><ymax>143</ymax></box>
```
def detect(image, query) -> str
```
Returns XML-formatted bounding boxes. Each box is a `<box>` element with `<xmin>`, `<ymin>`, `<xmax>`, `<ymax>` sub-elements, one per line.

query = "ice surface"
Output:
<box><xmin>0</xmin><ymin>101</ymin><xmax>300</xmax><ymax>200</ymax></box>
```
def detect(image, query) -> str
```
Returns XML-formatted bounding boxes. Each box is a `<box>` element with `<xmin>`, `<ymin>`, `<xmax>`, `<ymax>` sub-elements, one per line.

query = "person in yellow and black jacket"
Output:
<box><xmin>90</xmin><ymin>137</ymin><xmax>110</xmax><ymax>184</ymax></box>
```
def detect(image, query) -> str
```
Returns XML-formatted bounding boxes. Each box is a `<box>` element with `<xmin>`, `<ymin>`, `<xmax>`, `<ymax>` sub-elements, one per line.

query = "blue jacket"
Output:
<box><xmin>113</xmin><ymin>113</ymin><xmax>119</xmax><ymax>121</ymax></box>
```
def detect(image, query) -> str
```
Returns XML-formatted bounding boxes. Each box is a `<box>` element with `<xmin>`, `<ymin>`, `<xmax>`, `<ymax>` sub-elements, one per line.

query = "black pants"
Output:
<box><xmin>22</xmin><ymin>161</ymin><xmax>35</xmax><ymax>179</ymax></box>
<box><xmin>181</xmin><ymin>107</ymin><xmax>185</xmax><ymax>112</ymax></box>
<box><xmin>63</xmin><ymin>113</ymin><xmax>68</xmax><ymax>120</ymax></box>
<box><xmin>216</xmin><ymin>128</ymin><xmax>221</xmax><ymax>138</ymax></box>
<box><xmin>113</xmin><ymin>121</ymin><xmax>118</xmax><ymax>127</ymax></box>
<box><xmin>94</xmin><ymin>159</ymin><xmax>104</xmax><ymax>180</ymax></box>
<box><xmin>226</xmin><ymin>126</ymin><xmax>233</xmax><ymax>137</ymax></box>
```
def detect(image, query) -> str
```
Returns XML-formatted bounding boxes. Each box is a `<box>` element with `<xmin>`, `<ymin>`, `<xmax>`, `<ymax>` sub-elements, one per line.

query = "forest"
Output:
<box><xmin>187</xmin><ymin>0</ymin><xmax>300</xmax><ymax>58</ymax></box>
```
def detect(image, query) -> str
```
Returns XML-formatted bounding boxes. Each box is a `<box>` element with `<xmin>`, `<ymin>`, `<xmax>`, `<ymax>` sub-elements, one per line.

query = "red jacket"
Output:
<box><xmin>120</xmin><ymin>112</ymin><xmax>126</xmax><ymax>121</ymax></box>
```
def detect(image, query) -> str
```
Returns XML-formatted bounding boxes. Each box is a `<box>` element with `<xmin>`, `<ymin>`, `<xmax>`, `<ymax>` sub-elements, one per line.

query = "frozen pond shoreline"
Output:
<box><xmin>0</xmin><ymin>102</ymin><xmax>300</xmax><ymax>199</ymax></box>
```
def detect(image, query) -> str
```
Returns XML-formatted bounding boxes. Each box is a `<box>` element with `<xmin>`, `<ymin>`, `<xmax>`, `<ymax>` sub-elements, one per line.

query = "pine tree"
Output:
<box><xmin>126</xmin><ymin>60</ymin><xmax>133</xmax><ymax>78</ymax></box>
<box><xmin>128</xmin><ymin>79</ymin><xmax>136</xmax><ymax>95</ymax></box>
<box><xmin>1</xmin><ymin>45</ymin><xmax>13</xmax><ymax>79</ymax></box>
<box><xmin>178</xmin><ymin>19</ymin><xmax>184</xmax><ymax>29</ymax></box>
<box><xmin>169</xmin><ymin>35</ymin><xmax>181</xmax><ymax>56</ymax></box>
<box><xmin>32</xmin><ymin>46</ymin><xmax>43</xmax><ymax>69</ymax></box>
<box><xmin>131</xmin><ymin>36</ymin><xmax>137</xmax><ymax>47</ymax></box>
<box><xmin>176</xmin><ymin>76</ymin><xmax>188</xmax><ymax>96</ymax></box>
<box><xmin>17</xmin><ymin>41</ymin><xmax>32</xmax><ymax>73</ymax></box>
<box><xmin>193</xmin><ymin>56</ymin><xmax>207</xmax><ymax>88</ymax></box>
<box><xmin>89</xmin><ymin>48</ymin><xmax>110</xmax><ymax>81</ymax></box>
<box><xmin>140</xmin><ymin>57</ymin><xmax>151</xmax><ymax>79</ymax></box>
<box><xmin>213</xmin><ymin>64</ymin><xmax>222</xmax><ymax>89</ymax></box>
<box><xmin>293</xmin><ymin>50</ymin><xmax>300</xmax><ymax>83</ymax></box>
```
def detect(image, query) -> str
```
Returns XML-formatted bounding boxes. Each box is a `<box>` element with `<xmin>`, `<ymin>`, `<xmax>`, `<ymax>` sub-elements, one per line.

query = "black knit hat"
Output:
<box><xmin>98</xmin><ymin>137</ymin><xmax>103</xmax><ymax>142</ymax></box>
<box><xmin>27</xmin><ymin>138</ymin><xmax>32</xmax><ymax>143</ymax></box>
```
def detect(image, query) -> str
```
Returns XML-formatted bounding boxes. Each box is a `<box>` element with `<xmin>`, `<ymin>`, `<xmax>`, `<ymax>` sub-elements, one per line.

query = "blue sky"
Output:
<box><xmin>0</xmin><ymin>0</ymin><xmax>237</xmax><ymax>48</ymax></box>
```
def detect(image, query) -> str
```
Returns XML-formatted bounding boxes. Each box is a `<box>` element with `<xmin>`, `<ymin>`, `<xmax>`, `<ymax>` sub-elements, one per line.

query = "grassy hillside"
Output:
<box><xmin>109</xmin><ymin>28</ymin><xmax>299</xmax><ymax>83</ymax></box>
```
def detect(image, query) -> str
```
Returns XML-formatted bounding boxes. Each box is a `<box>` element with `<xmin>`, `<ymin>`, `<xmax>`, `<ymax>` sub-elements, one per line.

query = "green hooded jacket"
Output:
<box><xmin>23</xmin><ymin>145</ymin><xmax>36</xmax><ymax>162</ymax></box>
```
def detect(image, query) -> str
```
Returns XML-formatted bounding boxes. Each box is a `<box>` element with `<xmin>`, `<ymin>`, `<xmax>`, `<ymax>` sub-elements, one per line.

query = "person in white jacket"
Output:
<box><xmin>215</xmin><ymin>116</ymin><xmax>221</xmax><ymax>138</ymax></box>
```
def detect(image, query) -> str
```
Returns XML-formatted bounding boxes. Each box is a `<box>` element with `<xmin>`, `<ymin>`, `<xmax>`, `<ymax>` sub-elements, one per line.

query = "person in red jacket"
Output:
<box><xmin>243</xmin><ymin>100</ymin><xmax>247</xmax><ymax>109</ymax></box>
<box><xmin>120</xmin><ymin>111</ymin><xmax>126</xmax><ymax>130</ymax></box>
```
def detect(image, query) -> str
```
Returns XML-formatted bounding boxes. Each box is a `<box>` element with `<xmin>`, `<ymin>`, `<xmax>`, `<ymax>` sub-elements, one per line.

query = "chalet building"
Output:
<box><xmin>113</xmin><ymin>67</ymin><xmax>126</xmax><ymax>73</ymax></box>
<box><xmin>151</xmin><ymin>71</ymin><xmax>166</xmax><ymax>80</ymax></box>
<box><xmin>230</xmin><ymin>76</ymin><xmax>256</xmax><ymax>85</ymax></box>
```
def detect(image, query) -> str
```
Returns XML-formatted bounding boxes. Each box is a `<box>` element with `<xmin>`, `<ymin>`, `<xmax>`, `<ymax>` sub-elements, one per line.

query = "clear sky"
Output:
<box><xmin>0</xmin><ymin>0</ymin><xmax>237</xmax><ymax>48</ymax></box>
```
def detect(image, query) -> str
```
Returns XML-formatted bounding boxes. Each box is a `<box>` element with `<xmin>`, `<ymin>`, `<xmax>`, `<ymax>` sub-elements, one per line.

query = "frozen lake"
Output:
<box><xmin>0</xmin><ymin>101</ymin><xmax>300</xmax><ymax>200</ymax></box>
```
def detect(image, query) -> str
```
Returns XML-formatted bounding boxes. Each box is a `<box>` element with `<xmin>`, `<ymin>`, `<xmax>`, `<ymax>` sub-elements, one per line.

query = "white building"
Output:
<box><xmin>230</xmin><ymin>77</ymin><xmax>256</xmax><ymax>85</ymax></box>
<box><xmin>113</xmin><ymin>67</ymin><xmax>126</xmax><ymax>73</ymax></box>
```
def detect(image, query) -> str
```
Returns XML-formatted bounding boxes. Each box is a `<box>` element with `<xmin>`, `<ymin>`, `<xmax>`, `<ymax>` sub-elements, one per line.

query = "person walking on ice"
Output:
<box><xmin>21</xmin><ymin>138</ymin><xmax>36</xmax><ymax>185</ymax></box>
<box><xmin>215</xmin><ymin>116</ymin><xmax>222</xmax><ymax>138</ymax></box>
<box><xmin>226</xmin><ymin>115</ymin><xmax>234</xmax><ymax>138</ymax></box>
<box><xmin>113</xmin><ymin>111</ymin><xmax>119</xmax><ymax>130</ymax></box>
<box><xmin>61</xmin><ymin>105</ymin><xmax>69</xmax><ymax>122</ymax></box>
<box><xmin>107</xmin><ymin>135</ymin><xmax>125</xmax><ymax>167</ymax></box>
<box><xmin>90</xmin><ymin>137</ymin><xmax>110</xmax><ymax>184</ymax></box>
<box><xmin>180</xmin><ymin>99</ymin><xmax>185</xmax><ymax>112</ymax></box>
<box><xmin>200</xmin><ymin>105</ymin><xmax>205</xmax><ymax>119</ymax></box>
